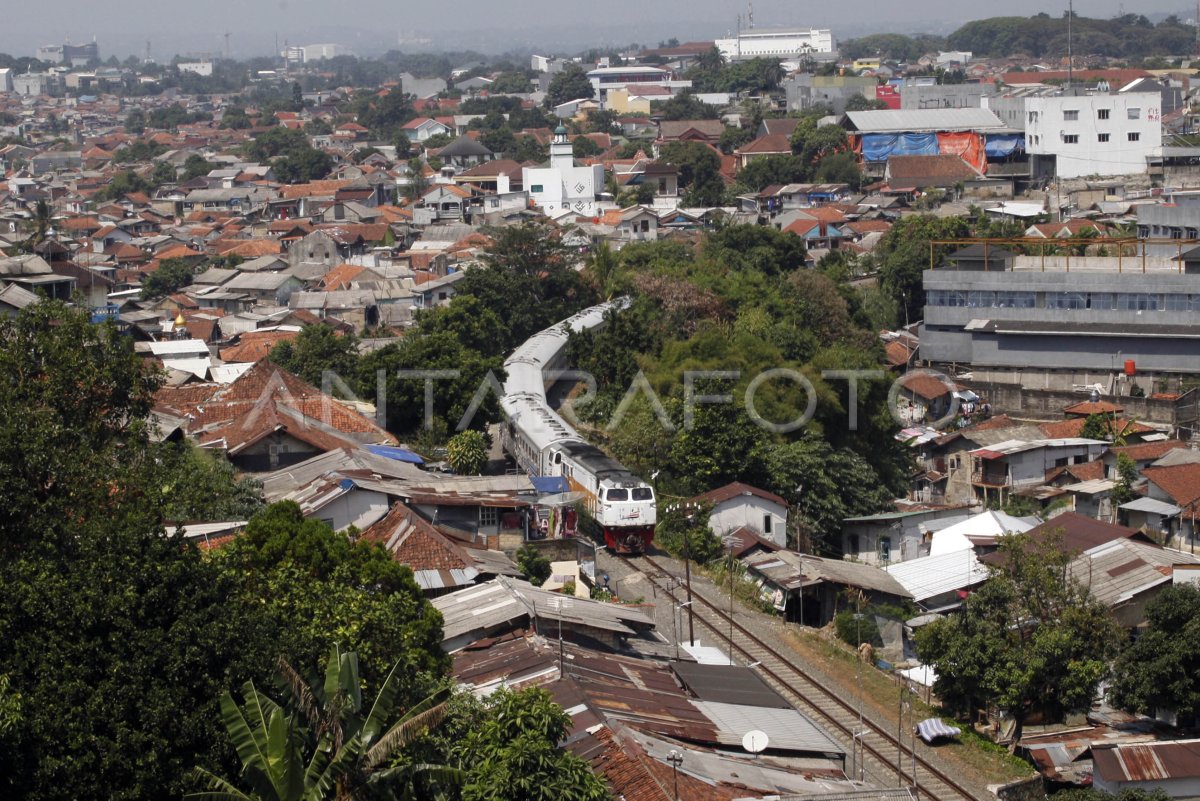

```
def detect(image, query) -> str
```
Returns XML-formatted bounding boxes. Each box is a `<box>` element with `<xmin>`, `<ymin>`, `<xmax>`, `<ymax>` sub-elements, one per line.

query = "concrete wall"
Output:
<box><xmin>708</xmin><ymin>496</ymin><xmax>788</xmax><ymax>548</ymax></box>
<box><xmin>959</xmin><ymin>381</ymin><xmax>1198</xmax><ymax>427</ymax></box>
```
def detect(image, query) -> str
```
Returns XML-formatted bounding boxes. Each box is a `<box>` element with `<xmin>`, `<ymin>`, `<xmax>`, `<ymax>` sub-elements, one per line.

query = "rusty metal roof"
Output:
<box><xmin>1093</xmin><ymin>739</ymin><xmax>1200</xmax><ymax>784</ymax></box>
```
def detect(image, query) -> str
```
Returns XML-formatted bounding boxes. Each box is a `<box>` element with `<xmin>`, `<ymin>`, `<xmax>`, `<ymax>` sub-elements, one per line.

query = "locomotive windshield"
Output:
<box><xmin>606</xmin><ymin>488</ymin><xmax>628</xmax><ymax>501</ymax></box>
<box><xmin>631</xmin><ymin>487</ymin><xmax>653</xmax><ymax>500</ymax></box>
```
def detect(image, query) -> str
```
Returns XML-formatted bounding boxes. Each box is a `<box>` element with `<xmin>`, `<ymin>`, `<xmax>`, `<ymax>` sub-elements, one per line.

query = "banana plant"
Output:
<box><xmin>190</xmin><ymin>645</ymin><xmax>462</xmax><ymax>801</ymax></box>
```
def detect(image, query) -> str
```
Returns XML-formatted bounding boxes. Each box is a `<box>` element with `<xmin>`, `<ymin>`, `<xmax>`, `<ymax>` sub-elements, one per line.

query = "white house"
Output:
<box><xmin>400</xmin><ymin>117</ymin><xmax>453</xmax><ymax>142</ymax></box>
<box><xmin>522</xmin><ymin>126</ymin><xmax>604</xmax><ymax>215</ymax></box>
<box><xmin>178</xmin><ymin>61</ymin><xmax>214</xmax><ymax>77</ymax></box>
<box><xmin>689</xmin><ymin>481</ymin><xmax>789</xmax><ymax>548</ymax></box>
<box><xmin>1023</xmin><ymin>91</ymin><xmax>1162</xmax><ymax>179</ymax></box>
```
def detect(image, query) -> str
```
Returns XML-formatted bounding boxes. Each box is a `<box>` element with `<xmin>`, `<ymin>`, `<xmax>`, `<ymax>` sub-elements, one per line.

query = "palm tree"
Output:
<box><xmin>190</xmin><ymin>646</ymin><xmax>460</xmax><ymax>801</ymax></box>
<box><xmin>585</xmin><ymin>242</ymin><xmax>621</xmax><ymax>299</ymax></box>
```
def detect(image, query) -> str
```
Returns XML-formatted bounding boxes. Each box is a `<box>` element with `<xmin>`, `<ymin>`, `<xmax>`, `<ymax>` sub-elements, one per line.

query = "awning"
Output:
<box><xmin>1119</xmin><ymin>497</ymin><xmax>1182</xmax><ymax>516</ymax></box>
<box><xmin>366</xmin><ymin>444</ymin><xmax>424</xmax><ymax>464</ymax></box>
<box><xmin>531</xmin><ymin>475</ymin><xmax>570</xmax><ymax>495</ymax></box>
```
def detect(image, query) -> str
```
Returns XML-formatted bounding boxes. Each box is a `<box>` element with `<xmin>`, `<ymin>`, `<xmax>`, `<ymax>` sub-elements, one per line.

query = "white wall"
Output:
<box><xmin>714</xmin><ymin>29</ymin><xmax>834</xmax><ymax>60</ymax></box>
<box><xmin>522</xmin><ymin>164</ymin><xmax>604</xmax><ymax>214</ymax></box>
<box><xmin>1025</xmin><ymin>92</ymin><xmax>1162</xmax><ymax>178</ymax></box>
<box><xmin>178</xmin><ymin>62</ymin><xmax>213</xmax><ymax>77</ymax></box>
<box><xmin>708</xmin><ymin>496</ymin><xmax>788</xmax><ymax>548</ymax></box>
<box><xmin>313</xmin><ymin>490</ymin><xmax>389</xmax><ymax>532</ymax></box>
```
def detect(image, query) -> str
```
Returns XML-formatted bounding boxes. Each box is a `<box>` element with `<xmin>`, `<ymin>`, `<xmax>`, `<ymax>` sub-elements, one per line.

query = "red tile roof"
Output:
<box><xmin>899</xmin><ymin>372</ymin><xmax>952</xmax><ymax>401</ymax></box>
<box><xmin>1142</xmin><ymin>463</ymin><xmax>1200</xmax><ymax>508</ymax></box>
<box><xmin>218</xmin><ymin>330</ymin><xmax>299</xmax><ymax>364</ymax></box>
<box><xmin>1038</xmin><ymin>417</ymin><xmax>1154</xmax><ymax>439</ymax></box>
<box><xmin>737</xmin><ymin>134</ymin><xmax>793</xmax><ymax>155</ymax></box>
<box><xmin>1108</xmin><ymin>440</ymin><xmax>1190</xmax><ymax>463</ymax></box>
<box><xmin>1063</xmin><ymin>400</ymin><xmax>1124</xmax><ymax>417</ymax></box>
<box><xmin>689</xmin><ymin>481</ymin><xmax>787</xmax><ymax>509</ymax></box>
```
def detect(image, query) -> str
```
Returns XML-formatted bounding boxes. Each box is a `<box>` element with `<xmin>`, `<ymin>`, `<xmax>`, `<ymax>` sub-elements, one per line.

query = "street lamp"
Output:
<box><xmin>666</xmin><ymin>749</ymin><xmax>683</xmax><ymax>800</ymax></box>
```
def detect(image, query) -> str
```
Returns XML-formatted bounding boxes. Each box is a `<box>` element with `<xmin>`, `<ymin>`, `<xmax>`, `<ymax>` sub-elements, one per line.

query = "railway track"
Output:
<box><xmin>618</xmin><ymin>552</ymin><xmax>986</xmax><ymax>801</ymax></box>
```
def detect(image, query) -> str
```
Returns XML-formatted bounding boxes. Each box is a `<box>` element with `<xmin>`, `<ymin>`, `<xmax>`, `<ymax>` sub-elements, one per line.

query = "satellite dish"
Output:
<box><xmin>742</xmin><ymin>729</ymin><xmax>769</xmax><ymax>755</ymax></box>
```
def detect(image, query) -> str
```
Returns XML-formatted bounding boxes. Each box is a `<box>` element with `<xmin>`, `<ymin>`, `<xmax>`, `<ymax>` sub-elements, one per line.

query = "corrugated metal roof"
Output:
<box><xmin>671</xmin><ymin>663</ymin><xmax>793</xmax><ymax>709</ymax></box>
<box><xmin>843</xmin><ymin>108</ymin><xmax>1005</xmax><ymax>133</ymax></box>
<box><xmin>1093</xmin><ymin>739</ymin><xmax>1200</xmax><ymax>783</ymax></box>
<box><xmin>885</xmin><ymin>549</ymin><xmax>988</xmax><ymax>603</ymax></box>
<box><xmin>1120</xmin><ymin>497</ymin><xmax>1182</xmax><ymax>516</ymax></box>
<box><xmin>1071</xmin><ymin>539</ymin><xmax>1200</xmax><ymax>607</ymax></box>
<box><xmin>692</xmin><ymin>700</ymin><xmax>845</xmax><ymax>756</ymax></box>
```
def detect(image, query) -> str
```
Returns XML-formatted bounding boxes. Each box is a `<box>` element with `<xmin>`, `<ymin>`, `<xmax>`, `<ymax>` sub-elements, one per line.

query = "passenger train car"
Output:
<box><xmin>500</xmin><ymin>300</ymin><xmax>657</xmax><ymax>553</ymax></box>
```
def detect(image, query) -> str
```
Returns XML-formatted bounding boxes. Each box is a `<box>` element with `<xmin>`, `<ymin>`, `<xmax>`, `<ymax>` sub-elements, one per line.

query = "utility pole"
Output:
<box><xmin>722</xmin><ymin>534</ymin><xmax>743</xmax><ymax>665</ymax></box>
<box><xmin>1067</xmin><ymin>0</ymin><xmax>1074</xmax><ymax>89</ymax></box>
<box><xmin>223</xmin><ymin>32</ymin><xmax>231</xmax><ymax>60</ymax></box>
<box><xmin>683</xmin><ymin>505</ymin><xmax>695</xmax><ymax>644</ymax></box>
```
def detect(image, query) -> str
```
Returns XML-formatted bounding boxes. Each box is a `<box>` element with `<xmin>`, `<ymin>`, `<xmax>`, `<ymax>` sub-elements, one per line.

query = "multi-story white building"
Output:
<box><xmin>301</xmin><ymin>43</ymin><xmax>341</xmax><ymax>62</ymax></box>
<box><xmin>585</xmin><ymin>66</ymin><xmax>689</xmax><ymax>104</ymax></box>
<box><xmin>714</xmin><ymin>28</ymin><xmax>835</xmax><ymax>61</ymax></box>
<box><xmin>1021</xmin><ymin>91</ymin><xmax>1162</xmax><ymax>179</ymax></box>
<box><xmin>0</xmin><ymin>68</ymin><xmax>12</xmax><ymax>93</ymax></box>
<box><xmin>522</xmin><ymin>126</ymin><xmax>604</xmax><ymax>215</ymax></box>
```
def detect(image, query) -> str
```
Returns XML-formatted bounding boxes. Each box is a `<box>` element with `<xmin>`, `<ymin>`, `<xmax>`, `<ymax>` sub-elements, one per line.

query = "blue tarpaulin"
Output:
<box><xmin>366</xmin><ymin>445</ymin><xmax>425</xmax><ymax>464</ymax></box>
<box><xmin>532</xmin><ymin>475</ymin><xmax>570</xmax><ymax>495</ymax></box>
<box><xmin>984</xmin><ymin>134</ymin><xmax>1025</xmax><ymax>158</ymax></box>
<box><xmin>861</xmin><ymin>132</ymin><xmax>939</xmax><ymax>162</ymax></box>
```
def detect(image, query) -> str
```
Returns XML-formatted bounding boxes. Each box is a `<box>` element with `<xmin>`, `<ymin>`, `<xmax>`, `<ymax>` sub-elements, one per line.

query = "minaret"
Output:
<box><xmin>550</xmin><ymin>124</ymin><xmax>573</xmax><ymax>170</ymax></box>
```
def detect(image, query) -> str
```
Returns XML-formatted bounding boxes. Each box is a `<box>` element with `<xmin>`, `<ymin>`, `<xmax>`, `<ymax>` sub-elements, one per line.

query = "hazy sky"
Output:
<box><xmin>0</xmin><ymin>0</ymin><xmax>1187</xmax><ymax>59</ymax></box>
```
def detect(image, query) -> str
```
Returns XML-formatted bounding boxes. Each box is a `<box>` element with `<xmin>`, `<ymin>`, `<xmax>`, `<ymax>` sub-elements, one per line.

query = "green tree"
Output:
<box><xmin>192</xmin><ymin>646</ymin><xmax>458</xmax><ymax>801</ymax></box>
<box><xmin>446</xmin><ymin>429</ymin><xmax>488</xmax><ymax>475</ymax></box>
<box><xmin>404</xmin><ymin>157</ymin><xmax>429</xmax><ymax>201</ymax></box>
<box><xmin>572</xmin><ymin>135</ymin><xmax>602</xmax><ymax>158</ymax></box>
<box><xmin>1109</xmin><ymin>583</ymin><xmax>1200</xmax><ymax>722</ymax></box>
<box><xmin>875</xmin><ymin>214</ymin><xmax>971</xmax><ymax>324</ymax></box>
<box><xmin>659</xmin><ymin>140</ymin><xmax>725</xmax><ymax>206</ymax></box>
<box><xmin>1110</xmin><ymin>452</ymin><xmax>1139</xmax><ymax>506</ymax></box>
<box><xmin>515</xmin><ymin>544</ymin><xmax>552</xmax><ymax>586</ymax></box>
<box><xmin>93</xmin><ymin>168</ymin><xmax>153</xmax><ymax>201</ymax></box>
<box><xmin>270</xmin><ymin>325</ymin><xmax>360</xmax><ymax>387</ymax></box>
<box><xmin>654</xmin><ymin>90</ymin><xmax>721</xmax><ymax>120</ymax></box>
<box><xmin>124</xmin><ymin>108</ymin><xmax>146</xmax><ymax>134</ymax></box>
<box><xmin>545</xmin><ymin>64</ymin><xmax>595</xmax><ymax>107</ymax></box>
<box><xmin>181</xmin><ymin>154</ymin><xmax>216</xmax><ymax>181</ymax></box>
<box><xmin>216</xmin><ymin>502</ymin><xmax>448</xmax><ymax>690</ymax></box>
<box><xmin>844</xmin><ymin>93</ymin><xmax>889</xmax><ymax>111</ymax></box>
<box><xmin>151</xmin><ymin>160</ymin><xmax>177</xmax><ymax>186</ymax></box>
<box><xmin>1079</xmin><ymin>413</ymin><xmax>1112</xmax><ymax>441</ymax></box>
<box><xmin>155</xmin><ymin>442</ymin><xmax>264</xmax><ymax>521</ymax></box>
<box><xmin>916</xmin><ymin>531</ymin><xmax>1121</xmax><ymax>743</ymax></box>
<box><xmin>455</xmin><ymin>688</ymin><xmax>610</xmax><ymax>801</ymax></box>
<box><xmin>141</xmin><ymin>257</ymin><xmax>197</xmax><ymax>299</ymax></box>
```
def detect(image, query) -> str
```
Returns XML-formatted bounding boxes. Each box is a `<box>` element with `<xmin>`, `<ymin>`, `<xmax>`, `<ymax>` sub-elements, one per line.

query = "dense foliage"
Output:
<box><xmin>916</xmin><ymin>531</ymin><xmax>1121</xmax><ymax>742</ymax></box>
<box><xmin>0</xmin><ymin>303</ymin><xmax>454</xmax><ymax>801</ymax></box>
<box><xmin>948</xmin><ymin>13</ymin><xmax>1196</xmax><ymax>59</ymax></box>
<box><xmin>1109</xmin><ymin>583</ymin><xmax>1200</xmax><ymax>722</ymax></box>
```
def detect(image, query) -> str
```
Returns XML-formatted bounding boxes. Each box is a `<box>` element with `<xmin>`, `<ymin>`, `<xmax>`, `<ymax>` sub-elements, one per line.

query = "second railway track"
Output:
<box><xmin>619</xmin><ymin>552</ymin><xmax>986</xmax><ymax>801</ymax></box>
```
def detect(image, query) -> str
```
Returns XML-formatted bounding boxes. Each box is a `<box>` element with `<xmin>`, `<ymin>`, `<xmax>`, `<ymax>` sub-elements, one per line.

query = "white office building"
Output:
<box><xmin>178</xmin><ymin>61</ymin><xmax>213</xmax><ymax>77</ymax></box>
<box><xmin>301</xmin><ymin>43</ymin><xmax>341</xmax><ymax>62</ymax></box>
<box><xmin>1022</xmin><ymin>91</ymin><xmax>1162</xmax><ymax>179</ymax></box>
<box><xmin>0</xmin><ymin>68</ymin><xmax>12</xmax><ymax>93</ymax></box>
<box><xmin>522</xmin><ymin>126</ymin><xmax>604</xmax><ymax>215</ymax></box>
<box><xmin>714</xmin><ymin>28</ymin><xmax>835</xmax><ymax>61</ymax></box>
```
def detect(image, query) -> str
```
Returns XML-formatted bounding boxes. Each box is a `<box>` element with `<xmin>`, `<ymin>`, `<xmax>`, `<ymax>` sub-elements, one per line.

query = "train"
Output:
<box><xmin>499</xmin><ymin>299</ymin><xmax>657</xmax><ymax>553</ymax></box>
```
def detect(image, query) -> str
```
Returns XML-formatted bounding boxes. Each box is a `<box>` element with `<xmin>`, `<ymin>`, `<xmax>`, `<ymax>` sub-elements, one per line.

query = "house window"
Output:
<box><xmin>763</xmin><ymin>514</ymin><xmax>772</xmax><ymax>536</ymax></box>
<box><xmin>1128</xmin><ymin>107</ymin><xmax>1141</xmax><ymax>120</ymax></box>
<box><xmin>530</xmin><ymin>184</ymin><xmax>543</xmax><ymax>193</ymax></box>
<box><xmin>1063</xmin><ymin>134</ymin><xmax>1079</xmax><ymax>144</ymax></box>
<box><xmin>1063</xmin><ymin>110</ymin><xmax>1079</xmax><ymax>121</ymax></box>
<box><xmin>1128</xmin><ymin>132</ymin><xmax>1141</xmax><ymax>142</ymax></box>
<box><xmin>479</xmin><ymin>506</ymin><xmax>498</xmax><ymax>527</ymax></box>
<box><xmin>848</xmin><ymin>534</ymin><xmax>861</xmax><ymax>555</ymax></box>
<box><xmin>1098</xmin><ymin>133</ymin><xmax>1110</xmax><ymax>143</ymax></box>
<box><xmin>879</xmin><ymin>536</ymin><xmax>892</xmax><ymax>562</ymax></box>
<box><xmin>1098</xmin><ymin>109</ymin><xmax>1110</xmax><ymax>120</ymax></box>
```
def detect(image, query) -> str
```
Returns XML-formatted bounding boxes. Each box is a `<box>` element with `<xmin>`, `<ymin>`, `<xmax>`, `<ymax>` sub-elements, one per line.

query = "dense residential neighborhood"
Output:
<box><xmin>6</xmin><ymin>10</ymin><xmax>1200</xmax><ymax>801</ymax></box>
